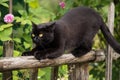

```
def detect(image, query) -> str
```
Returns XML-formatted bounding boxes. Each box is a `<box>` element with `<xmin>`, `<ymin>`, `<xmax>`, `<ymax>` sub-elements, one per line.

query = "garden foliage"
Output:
<box><xmin>0</xmin><ymin>0</ymin><xmax>120</xmax><ymax>80</ymax></box>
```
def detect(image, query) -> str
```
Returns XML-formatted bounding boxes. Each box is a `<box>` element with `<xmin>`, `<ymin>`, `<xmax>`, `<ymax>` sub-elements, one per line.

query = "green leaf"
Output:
<box><xmin>13</xmin><ymin>27</ymin><xmax>24</xmax><ymax>38</ymax></box>
<box><xmin>13</xmin><ymin>38</ymin><xmax>21</xmax><ymax>43</ymax></box>
<box><xmin>15</xmin><ymin>16</ymin><xmax>32</xmax><ymax>25</ymax></box>
<box><xmin>0</xmin><ymin>36</ymin><xmax>12</xmax><ymax>41</ymax></box>
<box><xmin>0</xmin><ymin>11</ymin><xmax>1</xmax><ymax>17</ymax></box>
<box><xmin>24</xmin><ymin>42</ymin><xmax>31</xmax><ymax>49</ymax></box>
<box><xmin>0</xmin><ymin>46</ymin><xmax>3</xmax><ymax>56</ymax></box>
<box><xmin>0</xmin><ymin>24</ymin><xmax>13</xmax><ymax>31</ymax></box>
<box><xmin>18</xmin><ymin>10</ymin><xmax>24</xmax><ymax>15</ymax></box>
<box><xmin>0</xmin><ymin>27</ymin><xmax>4</xmax><ymax>31</ymax></box>
<box><xmin>0</xmin><ymin>27</ymin><xmax>12</xmax><ymax>41</ymax></box>
<box><xmin>24</xmin><ymin>0</ymin><xmax>34</xmax><ymax>3</ymax></box>
<box><xmin>29</xmin><ymin>0</ymin><xmax>39</xmax><ymax>8</ymax></box>
<box><xmin>14</xmin><ymin>17</ymin><xmax>23</xmax><ymax>22</ymax></box>
<box><xmin>13</xmin><ymin>71</ymin><xmax>19</xmax><ymax>80</ymax></box>
<box><xmin>23</xmin><ymin>34</ymin><xmax>32</xmax><ymax>43</ymax></box>
<box><xmin>39</xmin><ymin>69</ymin><xmax>46</xmax><ymax>76</ymax></box>
<box><xmin>25</xmin><ymin>20</ymin><xmax>32</xmax><ymax>25</ymax></box>
<box><xmin>1</xmin><ymin>0</ymin><xmax>8</xmax><ymax>3</ymax></box>
<box><xmin>18</xmin><ymin>10</ymin><xmax>27</xmax><ymax>17</ymax></box>
<box><xmin>31</xmin><ymin>18</ymin><xmax>40</xmax><ymax>24</ymax></box>
<box><xmin>14</xmin><ymin>50</ymin><xmax>20</xmax><ymax>57</ymax></box>
<box><xmin>3</xmin><ymin>27</ymin><xmax>12</xmax><ymax>35</ymax></box>
<box><xmin>1</xmin><ymin>3</ymin><xmax>8</xmax><ymax>7</ymax></box>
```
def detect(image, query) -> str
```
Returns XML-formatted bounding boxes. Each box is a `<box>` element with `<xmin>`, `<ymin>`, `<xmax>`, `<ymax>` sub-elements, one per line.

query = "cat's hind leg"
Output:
<box><xmin>71</xmin><ymin>40</ymin><xmax>92</xmax><ymax>57</ymax></box>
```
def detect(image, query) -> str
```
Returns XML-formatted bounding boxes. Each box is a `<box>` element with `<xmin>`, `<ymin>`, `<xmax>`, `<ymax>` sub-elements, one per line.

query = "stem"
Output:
<box><xmin>9</xmin><ymin>0</ymin><xmax>12</xmax><ymax>14</ymax></box>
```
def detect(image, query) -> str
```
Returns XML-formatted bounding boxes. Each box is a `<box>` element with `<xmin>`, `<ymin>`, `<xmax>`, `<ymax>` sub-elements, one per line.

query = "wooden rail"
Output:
<box><xmin>0</xmin><ymin>50</ymin><xmax>120</xmax><ymax>72</ymax></box>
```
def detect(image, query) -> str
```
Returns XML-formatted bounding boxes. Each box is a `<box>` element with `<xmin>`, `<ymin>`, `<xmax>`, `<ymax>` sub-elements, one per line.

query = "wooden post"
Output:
<box><xmin>51</xmin><ymin>66</ymin><xmax>59</xmax><ymax>80</ymax></box>
<box><xmin>68</xmin><ymin>63</ymin><xmax>89</xmax><ymax>80</ymax></box>
<box><xmin>2</xmin><ymin>40</ymin><xmax>14</xmax><ymax>80</ymax></box>
<box><xmin>105</xmin><ymin>1</ymin><xmax>115</xmax><ymax>80</ymax></box>
<box><xmin>30</xmin><ymin>44</ymin><xmax>38</xmax><ymax>80</ymax></box>
<box><xmin>30</xmin><ymin>68</ymin><xmax>38</xmax><ymax>80</ymax></box>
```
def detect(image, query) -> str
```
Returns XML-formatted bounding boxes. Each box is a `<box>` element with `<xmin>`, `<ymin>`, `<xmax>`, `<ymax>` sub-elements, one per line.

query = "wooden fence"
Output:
<box><xmin>0</xmin><ymin>43</ymin><xmax>120</xmax><ymax>80</ymax></box>
<box><xmin>0</xmin><ymin>1</ymin><xmax>119</xmax><ymax>80</ymax></box>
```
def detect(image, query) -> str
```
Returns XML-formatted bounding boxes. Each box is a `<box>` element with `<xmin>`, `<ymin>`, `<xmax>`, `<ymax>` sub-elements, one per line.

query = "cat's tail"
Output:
<box><xmin>100</xmin><ymin>22</ymin><xmax>120</xmax><ymax>53</ymax></box>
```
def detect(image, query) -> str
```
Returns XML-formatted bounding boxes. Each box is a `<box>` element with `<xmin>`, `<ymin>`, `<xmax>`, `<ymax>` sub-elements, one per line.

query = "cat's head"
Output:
<box><xmin>31</xmin><ymin>22</ymin><xmax>56</xmax><ymax>46</ymax></box>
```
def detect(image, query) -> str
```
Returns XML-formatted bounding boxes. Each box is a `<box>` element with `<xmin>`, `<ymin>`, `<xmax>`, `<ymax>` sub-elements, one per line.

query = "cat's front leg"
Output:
<box><xmin>46</xmin><ymin>39</ymin><xmax>65</xmax><ymax>59</ymax></box>
<box><xmin>22</xmin><ymin>46</ymin><xmax>39</xmax><ymax>56</ymax></box>
<box><xmin>46</xmin><ymin>52</ymin><xmax>63</xmax><ymax>59</ymax></box>
<box><xmin>34</xmin><ymin>51</ymin><xmax>47</xmax><ymax>60</ymax></box>
<box><xmin>34</xmin><ymin>38</ymin><xmax>65</xmax><ymax>60</ymax></box>
<box><xmin>22</xmin><ymin>51</ymin><xmax>34</xmax><ymax>56</ymax></box>
<box><xmin>45</xmin><ymin>48</ymin><xmax>64</xmax><ymax>59</ymax></box>
<box><xmin>34</xmin><ymin>48</ymin><xmax>64</xmax><ymax>60</ymax></box>
<box><xmin>22</xmin><ymin>50</ymin><xmax>47</xmax><ymax>60</ymax></box>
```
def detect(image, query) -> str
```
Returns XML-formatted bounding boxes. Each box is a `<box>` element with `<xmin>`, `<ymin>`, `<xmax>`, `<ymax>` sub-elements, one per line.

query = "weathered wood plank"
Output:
<box><xmin>51</xmin><ymin>66</ymin><xmax>59</xmax><ymax>80</ymax></box>
<box><xmin>106</xmin><ymin>2</ymin><xmax>115</xmax><ymax>80</ymax></box>
<box><xmin>30</xmin><ymin>68</ymin><xmax>38</xmax><ymax>80</ymax></box>
<box><xmin>2</xmin><ymin>41</ymin><xmax>14</xmax><ymax>80</ymax></box>
<box><xmin>68</xmin><ymin>63</ymin><xmax>89</xmax><ymax>80</ymax></box>
<box><xmin>0</xmin><ymin>50</ymin><xmax>119</xmax><ymax>72</ymax></box>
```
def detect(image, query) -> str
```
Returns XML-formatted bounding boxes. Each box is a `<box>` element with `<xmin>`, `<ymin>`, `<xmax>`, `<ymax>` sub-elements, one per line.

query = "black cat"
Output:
<box><xmin>22</xmin><ymin>6</ymin><xmax>120</xmax><ymax>60</ymax></box>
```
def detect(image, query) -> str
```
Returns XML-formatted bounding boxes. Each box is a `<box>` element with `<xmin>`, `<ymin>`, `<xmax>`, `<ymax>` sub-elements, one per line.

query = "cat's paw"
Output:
<box><xmin>46</xmin><ymin>53</ymin><xmax>62</xmax><ymax>59</ymax></box>
<box><xmin>72</xmin><ymin>50</ymin><xmax>88</xmax><ymax>57</ymax></box>
<box><xmin>34</xmin><ymin>51</ymin><xmax>46</xmax><ymax>60</ymax></box>
<box><xmin>34</xmin><ymin>54</ymin><xmax>46</xmax><ymax>60</ymax></box>
<box><xmin>46</xmin><ymin>55</ymin><xmax>57</xmax><ymax>59</ymax></box>
<box><xmin>22</xmin><ymin>51</ymin><xmax>32</xmax><ymax>56</ymax></box>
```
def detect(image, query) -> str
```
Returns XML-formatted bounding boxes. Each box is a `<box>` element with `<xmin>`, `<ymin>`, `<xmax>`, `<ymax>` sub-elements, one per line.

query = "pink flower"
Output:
<box><xmin>59</xmin><ymin>1</ymin><xmax>65</xmax><ymax>9</ymax></box>
<box><xmin>4</xmin><ymin>14</ymin><xmax>14</xmax><ymax>23</ymax></box>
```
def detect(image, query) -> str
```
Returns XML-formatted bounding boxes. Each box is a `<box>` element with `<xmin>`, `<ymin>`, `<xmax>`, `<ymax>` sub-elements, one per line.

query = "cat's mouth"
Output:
<box><xmin>33</xmin><ymin>40</ymin><xmax>51</xmax><ymax>46</ymax></box>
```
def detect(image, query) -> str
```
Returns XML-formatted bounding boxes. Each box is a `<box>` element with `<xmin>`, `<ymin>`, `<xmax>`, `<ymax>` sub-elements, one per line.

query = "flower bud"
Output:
<box><xmin>59</xmin><ymin>1</ymin><xmax>65</xmax><ymax>9</ymax></box>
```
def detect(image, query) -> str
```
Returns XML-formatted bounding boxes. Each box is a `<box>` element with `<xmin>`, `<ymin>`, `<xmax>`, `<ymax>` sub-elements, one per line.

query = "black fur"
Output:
<box><xmin>22</xmin><ymin>6</ymin><xmax>120</xmax><ymax>60</ymax></box>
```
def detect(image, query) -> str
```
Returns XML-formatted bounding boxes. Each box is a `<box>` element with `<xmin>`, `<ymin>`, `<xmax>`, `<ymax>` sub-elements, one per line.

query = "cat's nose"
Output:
<box><xmin>34</xmin><ymin>37</ymin><xmax>39</xmax><ymax>42</ymax></box>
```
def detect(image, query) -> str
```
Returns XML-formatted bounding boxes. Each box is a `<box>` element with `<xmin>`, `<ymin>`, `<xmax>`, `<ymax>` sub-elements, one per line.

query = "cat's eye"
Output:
<box><xmin>39</xmin><ymin>34</ymin><xmax>43</xmax><ymax>37</ymax></box>
<box><xmin>32</xmin><ymin>34</ymin><xmax>35</xmax><ymax>37</ymax></box>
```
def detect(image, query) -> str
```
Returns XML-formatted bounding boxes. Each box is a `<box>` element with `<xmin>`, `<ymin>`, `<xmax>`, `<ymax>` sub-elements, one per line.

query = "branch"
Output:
<box><xmin>0</xmin><ymin>50</ymin><xmax>120</xmax><ymax>72</ymax></box>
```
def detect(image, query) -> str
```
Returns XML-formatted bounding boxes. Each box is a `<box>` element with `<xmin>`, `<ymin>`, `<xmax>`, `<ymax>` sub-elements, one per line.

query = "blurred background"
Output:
<box><xmin>0</xmin><ymin>0</ymin><xmax>120</xmax><ymax>80</ymax></box>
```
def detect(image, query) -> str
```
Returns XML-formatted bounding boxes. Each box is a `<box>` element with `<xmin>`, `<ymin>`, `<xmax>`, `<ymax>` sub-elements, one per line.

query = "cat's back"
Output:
<box><xmin>60</xmin><ymin>6</ymin><xmax>101</xmax><ymax>23</ymax></box>
<box><xmin>57</xmin><ymin>7</ymin><xmax>102</xmax><ymax>49</ymax></box>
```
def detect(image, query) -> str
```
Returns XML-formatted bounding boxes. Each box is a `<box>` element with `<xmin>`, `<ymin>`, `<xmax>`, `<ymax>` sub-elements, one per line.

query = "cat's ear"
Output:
<box><xmin>46</xmin><ymin>22</ymin><xmax>56</xmax><ymax>31</ymax></box>
<box><xmin>32</xmin><ymin>22</ymin><xmax>37</xmax><ymax>27</ymax></box>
